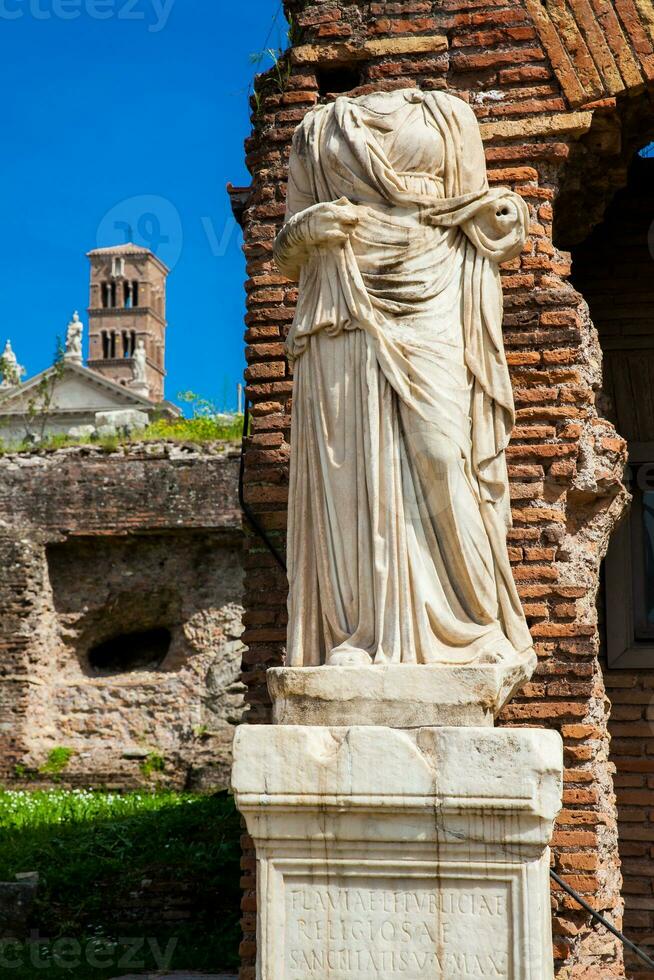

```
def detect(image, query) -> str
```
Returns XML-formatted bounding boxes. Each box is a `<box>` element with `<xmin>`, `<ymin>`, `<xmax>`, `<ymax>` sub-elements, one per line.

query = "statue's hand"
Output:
<box><xmin>305</xmin><ymin>198</ymin><xmax>359</xmax><ymax>249</ymax></box>
<box><xmin>426</xmin><ymin>190</ymin><xmax>528</xmax><ymax>264</ymax></box>
<box><xmin>473</xmin><ymin>195</ymin><xmax>522</xmax><ymax>241</ymax></box>
<box><xmin>274</xmin><ymin>198</ymin><xmax>359</xmax><ymax>280</ymax></box>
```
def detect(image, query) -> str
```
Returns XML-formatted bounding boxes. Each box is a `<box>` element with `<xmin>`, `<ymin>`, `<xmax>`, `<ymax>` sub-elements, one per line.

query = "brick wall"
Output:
<box><xmin>0</xmin><ymin>442</ymin><xmax>245</xmax><ymax>790</ymax></box>
<box><xmin>237</xmin><ymin>1</ymin><xmax>654</xmax><ymax>977</ymax></box>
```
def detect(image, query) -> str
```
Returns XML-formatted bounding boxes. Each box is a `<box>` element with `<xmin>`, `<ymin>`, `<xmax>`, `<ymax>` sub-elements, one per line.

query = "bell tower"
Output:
<box><xmin>86</xmin><ymin>244</ymin><xmax>169</xmax><ymax>401</ymax></box>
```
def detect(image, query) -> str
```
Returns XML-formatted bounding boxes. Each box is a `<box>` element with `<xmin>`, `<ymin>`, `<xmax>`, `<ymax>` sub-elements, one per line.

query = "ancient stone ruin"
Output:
<box><xmin>0</xmin><ymin>441</ymin><xmax>244</xmax><ymax>790</ymax></box>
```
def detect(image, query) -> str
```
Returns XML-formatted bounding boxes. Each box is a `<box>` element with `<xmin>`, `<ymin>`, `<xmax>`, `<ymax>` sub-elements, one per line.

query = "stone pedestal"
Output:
<box><xmin>127</xmin><ymin>380</ymin><xmax>150</xmax><ymax>400</ymax></box>
<box><xmin>232</xmin><ymin>724</ymin><xmax>562</xmax><ymax>980</ymax></box>
<box><xmin>268</xmin><ymin>660</ymin><xmax>537</xmax><ymax>728</ymax></box>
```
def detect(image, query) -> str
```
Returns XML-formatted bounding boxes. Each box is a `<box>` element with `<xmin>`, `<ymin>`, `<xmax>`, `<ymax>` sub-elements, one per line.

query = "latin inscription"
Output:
<box><xmin>284</xmin><ymin>876</ymin><xmax>511</xmax><ymax>979</ymax></box>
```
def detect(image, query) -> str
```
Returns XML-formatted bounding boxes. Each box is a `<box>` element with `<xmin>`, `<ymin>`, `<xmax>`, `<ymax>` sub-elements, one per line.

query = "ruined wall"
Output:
<box><xmin>238</xmin><ymin>1</ymin><xmax>654</xmax><ymax>977</ymax></box>
<box><xmin>0</xmin><ymin>442</ymin><xmax>244</xmax><ymax>790</ymax></box>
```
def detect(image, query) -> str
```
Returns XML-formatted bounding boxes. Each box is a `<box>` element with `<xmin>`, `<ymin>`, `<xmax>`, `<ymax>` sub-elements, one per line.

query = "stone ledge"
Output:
<box><xmin>233</xmin><ymin>724</ymin><xmax>563</xmax><ymax>834</ymax></box>
<box><xmin>291</xmin><ymin>35</ymin><xmax>448</xmax><ymax>65</ymax></box>
<box><xmin>480</xmin><ymin>111</ymin><xmax>593</xmax><ymax>142</ymax></box>
<box><xmin>233</xmin><ymin>725</ymin><xmax>562</xmax><ymax>978</ymax></box>
<box><xmin>268</xmin><ymin>657</ymin><xmax>536</xmax><ymax>728</ymax></box>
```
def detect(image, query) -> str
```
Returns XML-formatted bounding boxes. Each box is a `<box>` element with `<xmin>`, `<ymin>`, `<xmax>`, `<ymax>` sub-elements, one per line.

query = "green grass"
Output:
<box><xmin>0</xmin><ymin>414</ymin><xmax>244</xmax><ymax>455</ymax></box>
<box><xmin>143</xmin><ymin>414</ymin><xmax>244</xmax><ymax>443</ymax></box>
<box><xmin>0</xmin><ymin>789</ymin><xmax>242</xmax><ymax>978</ymax></box>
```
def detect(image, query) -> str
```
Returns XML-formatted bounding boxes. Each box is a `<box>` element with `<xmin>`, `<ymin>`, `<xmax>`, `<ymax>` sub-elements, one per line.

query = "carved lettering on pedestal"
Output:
<box><xmin>284</xmin><ymin>876</ymin><xmax>511</xmax><ymax>979</ymax></box>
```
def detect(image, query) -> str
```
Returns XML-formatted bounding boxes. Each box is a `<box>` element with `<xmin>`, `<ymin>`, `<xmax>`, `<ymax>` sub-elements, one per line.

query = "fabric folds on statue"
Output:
<box><xmin>276</xmin><ymin>90</ymin><xmax>533</xmax><ymax>666</ymax></box>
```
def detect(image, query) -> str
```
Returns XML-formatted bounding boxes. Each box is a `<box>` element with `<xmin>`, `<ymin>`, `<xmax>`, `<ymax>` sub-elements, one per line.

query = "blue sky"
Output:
<box><xmin>0</xmin><ymin>0</ymin><xmax>286</xmax><ymax>412</ymax></box>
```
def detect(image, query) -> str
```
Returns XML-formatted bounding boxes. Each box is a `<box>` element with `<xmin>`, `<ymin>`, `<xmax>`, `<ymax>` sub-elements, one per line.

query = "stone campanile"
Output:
<box><xmin>86</xmin><ymin>243</ymin><xmax>169</xmax><ymax>402</ymax></box>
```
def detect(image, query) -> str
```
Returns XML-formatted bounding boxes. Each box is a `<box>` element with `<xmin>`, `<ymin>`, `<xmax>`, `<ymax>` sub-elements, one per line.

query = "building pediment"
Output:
<box><xmin>0</xmin><ymin>361</ymin><xmax>153</xmax><ymax>416</ymax></box>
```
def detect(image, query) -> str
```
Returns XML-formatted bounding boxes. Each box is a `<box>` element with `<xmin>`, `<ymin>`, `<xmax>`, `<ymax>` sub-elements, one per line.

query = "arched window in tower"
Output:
<box><xmin>132</xmin><ymin>280</ymin><xmax>139</xmax><ymax>307</ymax></box>
<box><xmin>111</xmin><ymin>256</ymin><xmax>125</xmax><ymax>279</ymax></box>
<box><xmin>101</xmin><ymin>283</ymin><xmax>109</xmax><ymax>308</ymax></box>
<box><xmin>102</xmin><ymin>331</ymin><xmax>109</xmax><ymax>358</ymax></box>
<box><xmin>110</xmin><ymin>282</ymin><xmax>117</xmax><ymax>307</ymax></box>
<box><xmin>130</xmin><ymin>330</ymin><xmax>136</xmax><ymax>355</ymax></box>
<box><xmin>124</xmin><ymin>281</ymin><xmax>132</xmax><ymax>309</ymax></box>
<box><xmin>122</xmin><ymin>331</ymin><xmax>129</xmax><ymax>358</ymax></box>
<box><xmin>110</xmin><ymin>332</ymin><xmax>117</xmax><ymax>358</ymax></box>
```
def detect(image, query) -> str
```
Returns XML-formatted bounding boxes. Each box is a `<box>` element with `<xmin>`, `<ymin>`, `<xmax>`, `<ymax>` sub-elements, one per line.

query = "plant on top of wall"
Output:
<box><xmin>248</xmin><ymin>6</ymin><xmax>296</xmax><ymax>120</ymax></box>
<box><xmin>144</xmin><ymin>390</ymin><xmax>244</xmax><ymax>444</ymax></box>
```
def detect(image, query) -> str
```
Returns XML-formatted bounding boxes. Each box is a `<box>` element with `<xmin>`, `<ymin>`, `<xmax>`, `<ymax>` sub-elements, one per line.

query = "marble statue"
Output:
<box><xmin>132</xmin><ymin>339</ymin><xmax>147</xmax><ymax>383</ymax></box>
<box><xmin>0</xmin><ymin>339</ymin><xmax>25</xmax><ymax>388</ymax></box>
<box><xmin>65</xmin><ymin>311</ymin><xmax>83</xmax><ymax>362</ymax></box>
<box><xmin>235</xmin><ymin>90</ymin><xmax>562</xmax><ymax>980</ymax></box>
<box><xmin>274</xmin><ymin>89</ymin><xmax>533</xmax><ymax>671</ymax></box>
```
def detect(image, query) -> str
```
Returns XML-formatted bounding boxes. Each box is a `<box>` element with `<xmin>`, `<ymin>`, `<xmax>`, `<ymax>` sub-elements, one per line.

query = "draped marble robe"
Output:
<box><xmin>274</xmin><ymin>89</ymin><xmax>535</xmax><ymax>669</ymax></box>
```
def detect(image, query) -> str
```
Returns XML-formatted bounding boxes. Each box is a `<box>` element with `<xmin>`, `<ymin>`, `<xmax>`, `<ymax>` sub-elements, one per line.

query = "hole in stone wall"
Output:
<box><xmin>316</xmin><ymin>64</ymin><xmax>363</xmax><ymax>96</ymax></box>
<box><xmin>88</xmin><ymin>627</ymin><xmax>171</xmax><ymax>675</ymax></box>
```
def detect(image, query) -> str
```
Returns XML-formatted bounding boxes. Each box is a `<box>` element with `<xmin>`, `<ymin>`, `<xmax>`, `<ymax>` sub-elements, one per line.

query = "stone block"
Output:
<box><xmin>96</xmin><ymin>424</ymin><xmax>117</xmax><ymax>439</ymax></box>
<box><xmin>126</xmin><ymin>380</ymin><xmax>151</xmax><ymax>399</ymax></box>
<box><xmin>67</xmin><ymin>424</ymin><xmax>96</xmax><ymax>439</ymax></box>
<box><xmin>233</xmin><ymin>725</ymin><xmax>563</xmax><ymax>980</ymax></box>
<box><xmin>480</xmin><ymin>111</ymin><xmax>593</xmax><ymax>142</ymax></box>
<box><xmin>291</xmin><ymin>35</ymin><xmax>448</xmax><ymax>65</ymax></box>
<box><xmin>268</xmin><ymin>659</ymin><xmax>537</xmax><ymax>727</ymax></box>
<box><xmin>0</xmin><ymin>873</ymin><xmax>39</xmax><ymax>938</ymax></box>
<box><xmin>94</xmin><ymin>410</ymin><xmax>149</xmax><ymax>432</ymax></box>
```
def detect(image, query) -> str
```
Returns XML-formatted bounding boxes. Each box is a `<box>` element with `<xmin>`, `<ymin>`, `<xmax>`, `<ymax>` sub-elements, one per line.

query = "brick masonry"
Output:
<box><xmin>0</xmin><ymin>442</ymin><xmax>244</xmax><ymax>790</ymax></box>
<box><xmin>236</xmin><ymin>2</ymin><xmax>654</xmax><ymax>978</ymax></box>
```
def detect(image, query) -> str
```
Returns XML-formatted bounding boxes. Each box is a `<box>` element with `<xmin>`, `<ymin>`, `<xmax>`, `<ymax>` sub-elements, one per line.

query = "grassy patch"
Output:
<box><xmin>0</xmin><ymin>414</ymin><xmax>244</xmax><ymax>454</ymax></box>
<box><xmin>143</xmin><ymin>414</ymin><xmax>244</xmax><ymax>443</ymax></box>
<box><xmin>0</xmin><ymin>789</ymin><xmax>241</xmax><ymax>977</ymax></box>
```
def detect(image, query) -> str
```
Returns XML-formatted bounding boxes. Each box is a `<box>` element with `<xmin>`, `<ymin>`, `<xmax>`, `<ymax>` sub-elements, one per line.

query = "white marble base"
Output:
<box><xmin>126</xmin><ymin>380</ymin><xmax>150</xmax><ymax>399</ymax></box>
<box><xmin>268</xmin><ymin>657</ymin><xmax>537</xmax><ymax>728</ymax></box>
<box><xmin>232</xmin><ymin>725</ymin><xmax>562</xmax><ymax>980</ymax></box>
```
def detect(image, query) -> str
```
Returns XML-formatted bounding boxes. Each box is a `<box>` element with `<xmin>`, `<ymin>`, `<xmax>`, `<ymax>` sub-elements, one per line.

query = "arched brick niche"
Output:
<box><xmin>237</xmin><ymin>2</ymin><xmax>654</xmax><ymax>977</ymax></box>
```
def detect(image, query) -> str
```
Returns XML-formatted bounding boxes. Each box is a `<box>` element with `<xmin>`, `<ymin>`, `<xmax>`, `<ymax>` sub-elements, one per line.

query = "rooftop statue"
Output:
<box><xmin>64</xmin><ymin>311</ymin><xmax>83</xmax><ymax>362</ymax></box>
<box><xmin>132</xmin><ymin>339</ymin><xmax>147</xmax><ymax>383</ymax></box>
<box><xmin>0</xmin><ymin>339</ymin><xmax>25</xmax><ymax>389</ymax></box>
<box><xmin>274</xmin><ymin>89</ymin><xmax>535</xmax><ymax>674</ymax></box>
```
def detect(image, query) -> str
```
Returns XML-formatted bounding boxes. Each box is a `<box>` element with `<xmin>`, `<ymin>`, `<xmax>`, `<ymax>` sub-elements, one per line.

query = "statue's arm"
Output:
<box><xmin>461</xmin><ymin>192</ymin><xmax>529</xmax><ymax>265</ymax></box>
<box><xmin>427</xmin><ymin>94</ymin><xmax>528</xmax><ymax>264</ymax></box>
<box><xmin>274</xmin><ymin>141</ymin><xmax>358</xmax><ymax>281</ymax></box>
<box><xmin>273</xmin><ymin>207</ymin><xmax>317</xmax><ymax>282</ymax></box>
<box><xmin>273</xmin><ymin>146</ymin><xmax>317</xmax><ymax>280</ymax></box>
